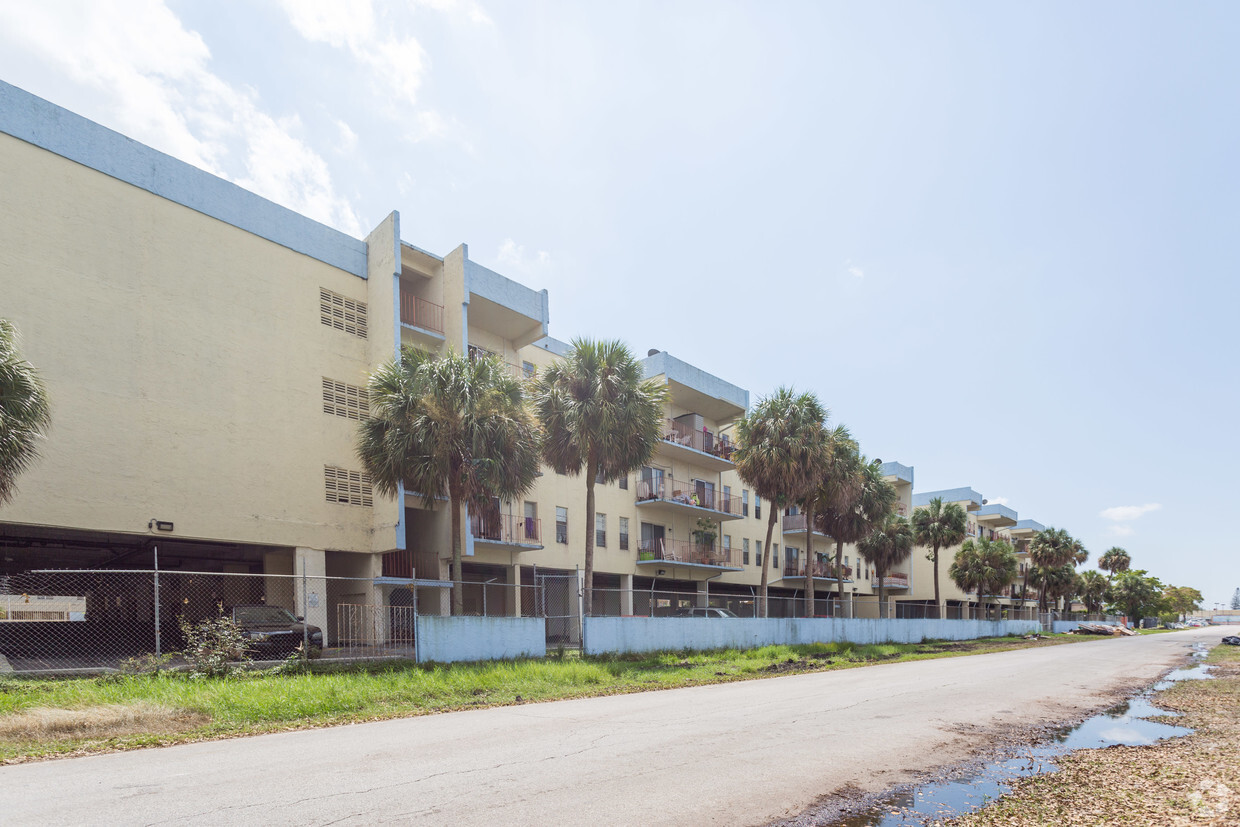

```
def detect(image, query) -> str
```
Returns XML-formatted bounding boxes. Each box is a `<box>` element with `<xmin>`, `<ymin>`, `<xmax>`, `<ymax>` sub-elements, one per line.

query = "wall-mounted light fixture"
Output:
<box><xmin>149</xmin><ymin>520</ymin><xmax>174</xmax><ymax>532</ymax></box>
<box><xmin>657</xmin><ymin>569</ymin><xmax>666</xmax><ymax>577</ymax></box>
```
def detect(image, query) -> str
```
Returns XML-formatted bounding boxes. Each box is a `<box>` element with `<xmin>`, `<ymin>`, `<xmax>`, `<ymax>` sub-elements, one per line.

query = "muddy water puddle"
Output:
<box><xmin>830</xmin><ymin>643</ymin><xmax>1209</xmax><ymax>826</ymax></box>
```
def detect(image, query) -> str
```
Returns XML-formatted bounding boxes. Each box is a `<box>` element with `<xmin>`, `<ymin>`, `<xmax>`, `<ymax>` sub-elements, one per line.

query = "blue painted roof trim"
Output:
<box><xmin>0</xmin><ymin>80</ymin><xmax>368</xmax><ymax>278</ymax></box>
<box><xmin>912</xmin><ymin>487</ymin><xmax>984</xmax><ymax>507</ymax></box>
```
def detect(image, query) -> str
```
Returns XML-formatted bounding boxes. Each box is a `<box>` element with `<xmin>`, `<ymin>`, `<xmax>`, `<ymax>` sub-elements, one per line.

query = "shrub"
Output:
<box><xmin>179</xmin><ymin>610</ymin><xmax>250</xmax><ymax>678</ymax></box>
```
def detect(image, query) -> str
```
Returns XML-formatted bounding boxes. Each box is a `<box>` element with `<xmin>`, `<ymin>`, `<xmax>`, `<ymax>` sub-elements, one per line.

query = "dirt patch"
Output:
<box><xmin>0</xmin><ymin>703</ymin><xmax>209</xmax><ymax>742</ymax></box>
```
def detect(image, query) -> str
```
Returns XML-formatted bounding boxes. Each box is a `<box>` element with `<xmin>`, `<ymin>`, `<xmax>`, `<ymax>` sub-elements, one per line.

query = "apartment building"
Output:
<box><xmin>0</xmin><ymin>80</ymin><xmax>1046</xmax><ymax>635</ymax></box>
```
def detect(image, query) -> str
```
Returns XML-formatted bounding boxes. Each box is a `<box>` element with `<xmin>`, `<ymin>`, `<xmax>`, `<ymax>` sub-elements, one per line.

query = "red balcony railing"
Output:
<box><xmin>662</xmin><ymin>419</ymin><xmax>735</xmax><ymax>461</ymax></box>
<box><xmin>781</xmin><ymin>514</ymin><xmax>833</xmax><ymax>536</ymax></box>
<box><xmin>400</xmin><ymin>291</ymin><xmax>444</xmax><ymax>334</ymax></box>
<box><xmin>635</xmin><ymin>475</ymin><xmax>743</xmax><ymax>515</ymax></box>
<box><xmin>784</xmin><ymin>561</ymin><xmax>851</xmax><ymax>580</ymax></box>
<box><xmin>469</xmin><ymin>512</ymin><xmax>541</xmax><ymax>546</ymax></box>
<box><xmin>637</xmin><ymin>538</ymin><xmax>734</xmax><ymax>567</ymax></box>
<box><xmin>871</xmin><ymin>572</ymin><xmax>910</xmax><ymax>589</ymax></box>
<box><xmin>382</xmin><ymin>549</ymin><xmax>413</xmax><ymax>579</ymax></box>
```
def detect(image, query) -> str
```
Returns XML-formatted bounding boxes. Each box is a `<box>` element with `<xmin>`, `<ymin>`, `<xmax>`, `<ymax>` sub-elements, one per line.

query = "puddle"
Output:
<box><xmin>829</xmin><ymin>644</ymin><xmax>1208</xmax><ymax>826</ymax></box>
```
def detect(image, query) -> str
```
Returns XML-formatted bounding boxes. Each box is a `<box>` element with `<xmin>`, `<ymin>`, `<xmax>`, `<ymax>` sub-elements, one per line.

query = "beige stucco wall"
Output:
<box><xmin>0</xmin><ymin>132</ymin><xmax>384</xmax><ymax>552</ymax></box>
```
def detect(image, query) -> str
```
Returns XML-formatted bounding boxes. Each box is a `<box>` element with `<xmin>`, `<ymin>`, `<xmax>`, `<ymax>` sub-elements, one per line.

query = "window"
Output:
<box><xmin>322</xmin><ymin>378</ymin><xmax>369</xmax><ymax>420</ymax></box>
<box><xmin>324</xmin><ymin>466</ymin><xmax>373</xmax><ymax>507</ymax></box>
<box><xmin>596</xmin><ymin>469</ymin><xmax>606</xmax><ymax>485</ymax></box>
<box><xmin>742</xmin><ymin>490</ymin><xmax>749</xmax><ymax>517</ymax></box>
<box><xmin>755</xmin><ymin>494</ymin><xmax>762</xmax><ymax>520</ymax></box>
<box><xmin>743</xmin><ymin>538</ymin><xmax>750</xmax><ymax>565</ymax></box>
<box><xmin>522</xmin><ymin>360</ymin><xmax>536</xmax><ymax>379</ymax></box>
<box><xmin>755</xmin><ymin>540</ymin><xmax>762</xmax><ymax>567</ymax></box>
<box><xmin>596</xmin><ymin>513</ymin><xmax>607</xmax><ymax>547</ymax></box>
<box><xmin>772</xmin><ymin>544</ymin><xmax>779</xmax><ymax>568</ymax></box>
<box><xmin>618</xmin><ymin>475</ymin><xmax>628</xmax><ymax>490</ymax></box>
<box><xmin>723</xmin><ymin>535</ymin><xmax>731</xmax><ymax>561</ymax></box>
<box><xmin>723</xmin><ymin>485</ymin><xmax>732</xmax><ymax>514</ymax></box>
<box><xmin>556</xmin><ymin>507</ymin><xmax>568</xmax><ymax>544</ymax></box>
<box><xmin>619</xmin><ymin>517</ymin><xmax>629</xmax><ymax>551</ymax></box>
<box><xmin>319</xmin><ymin>288</ymin><xmax>367</xmax><ymax>338</ymax></box>
<box><xmin>524</xmin><ymin>502</ymin><xmax>538</xmax><ymax>542</ymax></box>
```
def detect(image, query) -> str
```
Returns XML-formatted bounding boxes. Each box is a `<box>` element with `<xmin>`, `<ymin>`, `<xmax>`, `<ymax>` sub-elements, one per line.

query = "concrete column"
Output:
<box><xmin>847</xmin><ymin>590</ymin><xmax>856</xmax><ymax>619</ymax></box>
<box><xmin>620</xmin><ymin>574</ymin><xmax>634</xmax><ymax>616</ymax></box>
<box><xmin>509</xmin><ymin>564</ymin><xmax>522</xmax><ymax>617</ymax></box>
<box><xmin>294</xmin><ymin>548</ymin><xmax>329</xmax><ymax>645</ymax></box>
<box><xmin>696</xmin><ymin>580</ymin><xmax>709</xmax><ymax>608</ymax></box>
<box><xmin>436</xmin><ymin>556</ymin><xmax>452</xmax><ymax>615</ymax></box>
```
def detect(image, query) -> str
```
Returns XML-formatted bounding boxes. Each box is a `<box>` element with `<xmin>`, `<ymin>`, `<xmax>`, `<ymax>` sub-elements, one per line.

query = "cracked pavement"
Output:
<box><xmin>0</xmin><ymin>629</ymin><xmax>1214</xmax><ymax>826</ymax></box>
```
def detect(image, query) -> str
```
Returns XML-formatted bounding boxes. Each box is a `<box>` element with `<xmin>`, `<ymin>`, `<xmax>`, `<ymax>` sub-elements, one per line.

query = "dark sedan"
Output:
<box><xmin>230</xmin><ymin>605</ymin><xmax>323</xmax><ymax>656</ymax></box>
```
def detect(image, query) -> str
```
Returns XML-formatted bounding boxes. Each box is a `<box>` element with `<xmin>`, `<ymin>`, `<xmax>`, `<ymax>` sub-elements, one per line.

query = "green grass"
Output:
<box><xmin>0</xmin><ymin>634</ymin><xmax>1085</xmax><ymax>762</ymax></box>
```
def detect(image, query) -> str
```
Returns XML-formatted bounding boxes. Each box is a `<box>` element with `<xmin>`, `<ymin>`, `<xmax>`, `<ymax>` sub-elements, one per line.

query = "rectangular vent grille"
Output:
<box><xmin>322</xmin><ymin>378</ymin><xmax>370</xmax><ymax>420</ymax></box>
<box><xmin>320</xmin><ymin>288</ymin><xmax>368</xmax><ymax>338</ymax></box>
<box><xmin>325</xmin><ymin>466</ymin><xmax>373</xmax><ymax>507</ymax></box>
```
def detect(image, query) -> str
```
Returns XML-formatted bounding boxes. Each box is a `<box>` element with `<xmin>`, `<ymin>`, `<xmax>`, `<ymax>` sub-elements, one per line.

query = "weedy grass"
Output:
<box><xmin>0</xmin><ymin>633</ymin><xmax>1085</xmax><ymax>762</ymax></box>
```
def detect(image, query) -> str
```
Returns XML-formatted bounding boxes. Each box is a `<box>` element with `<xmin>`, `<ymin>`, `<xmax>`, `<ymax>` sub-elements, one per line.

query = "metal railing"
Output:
<box><xmin>470</xmin><ymin>512</ymin><xmax>542</xmax><ymax>546</ymax></box>
<box><xmin>871</xmin><ymin>573</ymin><xmax>910</xmax><ymax>588</ymax></box>
<box><xmin>635</xmin><ymin>475</ymin><xmax>743</xmax><ymax>514</ymax></box>
<box><xmin>637</xmin><ymin>538</ymin><xmax>735</xmax><ymax>567</ymax></box>
<box><xmin>399</xmin><ymin>291</ymin><xmax>444</xmax><ymax>333</ymax></box>
<box><xmin>661</xmin><ymin>419</ymin><xmax>735</xmax><ymax>460</ymax></box>
<box><xmin>783</xmin><ymin>561</ymin><xmax>851</xmax><ymax>580</ymax></box>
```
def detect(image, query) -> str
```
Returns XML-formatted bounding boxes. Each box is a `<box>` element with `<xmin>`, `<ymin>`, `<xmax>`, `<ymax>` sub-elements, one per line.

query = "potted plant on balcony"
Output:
<box><xmin>692</xmin><ymin>518</ymin><xmax>717</xmax><ymax>549</ymax></box>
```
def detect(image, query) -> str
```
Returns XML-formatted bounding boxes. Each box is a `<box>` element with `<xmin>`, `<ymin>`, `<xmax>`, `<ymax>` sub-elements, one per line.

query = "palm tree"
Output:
<box><xmin>358</xmin><ymin>347</ymin><xmax>542</xmax><ymax>614</ymax></box>
<box><xmin>1098</xmin><ymin>547</ymin><xmax>1131</xmax><ymax>582</ymax></box>
<box><xmin>1029</xmin><ymin>527</ymin><xmax>1075</xmax><ymax>612</ymax></box>
<box><xmin>911</xmin><ymin>498</ymin><xmax>968</xmax><ymax>618</ymax></box>
<box><xmin>857</xmin><ymin>514</ymin><xmax>914</xmax><ymax>618</ymax></box>
<box><xmin>733</xmin><ymin>388</ymin><xmax>829</xmax><ymax>617</ymax></box>
<box><xmin>1078</xmin><ymin>570</ymin><xmax>1108</xmax><ymax>614</ymax></box>
<box><xmin>0</xmin><ymin>319</ymin><xmax>52</xmax><ymax>506</ymax></box>
<box><xmin>819</xmin><ymin>455</ymin><xmax>897</xmax><ymax>610</ymax></box>
<box><xmin>798</xmin><ymin>422</ymin><xmax>852</xmax><ymax>617</ymax></box>
<box><xmin>1031</xmin><ymin>563</ymin><xmax>1078</xmax><ymax>614</ymax></box>
<box><xmin>534</xmin><ymin>339</ymin><xmax>667</xmax><ymax>616</ymax></box>
<box><xmin>949</xmin><ymin>537</ymin><xmax>1019</xmax><ymax>620</ymax></box>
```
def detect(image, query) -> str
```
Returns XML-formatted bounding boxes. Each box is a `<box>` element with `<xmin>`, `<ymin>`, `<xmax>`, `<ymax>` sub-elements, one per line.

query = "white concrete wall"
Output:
<box><xmin>416</xmin><ymin>616</ymin><xmax>545</xmax><ymax>663</ymax></box>
<box><xmin>583</xmin><ymin>617</ymin><xmax>1040</xmax><ymax>655</ymax></box>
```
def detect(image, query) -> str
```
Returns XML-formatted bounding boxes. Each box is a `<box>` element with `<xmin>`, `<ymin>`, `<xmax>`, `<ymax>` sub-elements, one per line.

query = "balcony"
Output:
<box><xmin>974</xmin><ymin>502</ymin><xmax>1018</xmax><ymax>528</ymax></box>
<box><xmin>469</xmin><ymin>512</ymin><xmax>543</xmax><ymax>549</ymax></box>
<box><xmin>657</xmin><ymin>418</ymin><xmax>735</xmax><ymax>471</ymax></box>
<box><xmin>781</xmin><ymin>513</ymin><xmax>832</xmax><ymax>539</ymax></box>
<box><xmin>635</xmin><ymin>475</ymin><xmax>743</xmax><ymax>520</ymax></box>
<box><xmin>782</xmin><ymin>561</ymin><xmax>851</xmax><ymax>581</ymax></box>
<box><xmin>400</xmin><ymin>290</ymin><xmax>445</xmax><ymax>336</ymax></box>
<box><xmin>636</xmin><ymin>538</ymin><xmax>740</xmax><ymax>569</ymax></box>
<box><xmin>871</xmin><ymin>572</ymin><xmax>910</xmax><ymax>589</ymax></box>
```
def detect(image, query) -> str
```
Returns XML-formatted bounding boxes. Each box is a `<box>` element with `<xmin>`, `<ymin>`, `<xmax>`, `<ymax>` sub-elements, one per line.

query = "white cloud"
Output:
<box><xmin>335</xmin><ymin>119</ymin><xmax>359</xmax><ymax>154</ymax></box>
<box><xmin>1109</xmin><ymin>524</ymin><xmax>1136</xmax><ymax>537</ymax></box>
<box><xmin>496</xmin><ymin>239</ymin><xmax>554</xmax><ymax>275</ymax></box>
<box><xmin>1099</xmin><ymin>503</ymin><xmax>1162</xmax><ymax>522</ymax></box>
<box><xmin>0</xmin><ymin>0</ymin><xmax>363</xmax><ymax>236</ymax></box>
<box><xmin>846</xmin><ymin>264</ymin><xmax>865</xmax><ymax>279</ymax></box>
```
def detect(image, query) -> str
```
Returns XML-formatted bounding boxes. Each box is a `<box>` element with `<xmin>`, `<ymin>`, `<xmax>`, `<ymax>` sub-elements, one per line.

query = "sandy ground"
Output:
<box><xmin>0</xmin><ymin>628</ymin><xmax>1213</xmax><ymax>826</ymax></box>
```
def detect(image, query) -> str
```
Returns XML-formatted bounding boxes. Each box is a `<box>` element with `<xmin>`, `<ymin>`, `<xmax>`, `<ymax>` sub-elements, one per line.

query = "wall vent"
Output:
<box><xmin>319</xmin><ymin>288</ymin><xmax>368</xmax><ymax>338</ymax></box>
<box><xmin>322</xmin><ymin>378</ymin><xmax>370</xmax><ymax>421</ymax></box>
<box><xmin>325</xmin><ymin>466</ymin><xmax>373</xmax><ymax>507</ymax></box>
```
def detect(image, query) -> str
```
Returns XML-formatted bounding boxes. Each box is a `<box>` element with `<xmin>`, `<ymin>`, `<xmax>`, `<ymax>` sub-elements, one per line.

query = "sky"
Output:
<box><xmin>1</xmin><ymin>1</ymin><xmax>1237</xmax><ymax>609</ymax></box>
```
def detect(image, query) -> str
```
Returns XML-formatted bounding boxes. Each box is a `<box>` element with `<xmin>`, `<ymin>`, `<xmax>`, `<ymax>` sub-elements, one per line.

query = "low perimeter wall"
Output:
<box><xmin>583</xmin><ymin>617</ymin><xmax>1041</xmax><ymax>656</ymax></box>
<box><xmin>416</xmin><ymin>616</ymin><xmax>545</xmax><ymax>663</ymax></box>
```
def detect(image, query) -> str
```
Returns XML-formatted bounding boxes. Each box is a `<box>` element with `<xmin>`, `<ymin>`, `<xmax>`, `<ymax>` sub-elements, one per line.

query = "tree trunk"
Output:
<box><xmin>450</xmin><ymin>493</ymin><xmax>464</xmax><ymax>616</ymax></box>
<box><xmin>931</xmin><ymin>543</ymin><xmax>942</xmax><ymax>619</ymax></box>
<box><xmin>835</xmin><ymin>540</ymin><xmax>846</xmax><ymax>611</ymax></box>
<box><xmin>803</xmin><ymin>503</ymin><xmax>815</xmax><ymax>618</ymax></box>
<box><xmin>878</xmin><ymin>571</ymin><xmax>887</xmax><ymax>619</ymax></box>
<box><xmin>584</xmin><ymin>456</ymin><xmax>597</xmax><ymax>617</ymax></box>
<box><xmin>978</xmin><ymin>587</ymin><xmax>986</xmax><ymax>621</ymax></box>
<box><xmin>759</xmin><ymin>507</ymin><xmax>778</xmax><ymax>617</ymax></box>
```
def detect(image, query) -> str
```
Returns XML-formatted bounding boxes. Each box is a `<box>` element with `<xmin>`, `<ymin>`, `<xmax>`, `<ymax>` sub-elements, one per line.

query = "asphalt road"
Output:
<box><xmin>0</xmin><ymin>628</ymin><xmax>1216</xmax><ymax>826</ymax></box>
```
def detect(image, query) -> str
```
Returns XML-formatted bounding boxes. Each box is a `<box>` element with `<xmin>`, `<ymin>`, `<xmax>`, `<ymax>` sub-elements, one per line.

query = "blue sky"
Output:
<box><xmin>2</xmin><ymin>1</ymin><xmax>1236</xmax><ymax>609</ymax></box>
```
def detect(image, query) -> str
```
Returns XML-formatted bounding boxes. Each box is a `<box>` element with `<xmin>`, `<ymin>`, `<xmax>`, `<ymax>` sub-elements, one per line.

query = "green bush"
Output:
<box><xmin>179</xmin><ymin>610</ymin><xmax>250</xmax><ymax>678</ymax></box>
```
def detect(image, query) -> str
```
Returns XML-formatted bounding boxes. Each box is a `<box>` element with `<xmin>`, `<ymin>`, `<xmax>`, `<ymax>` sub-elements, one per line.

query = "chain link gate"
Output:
<box><xmin>531</xmin><ymin>571</ymin><xmax>580</xmax><ymax>649</ymax></box>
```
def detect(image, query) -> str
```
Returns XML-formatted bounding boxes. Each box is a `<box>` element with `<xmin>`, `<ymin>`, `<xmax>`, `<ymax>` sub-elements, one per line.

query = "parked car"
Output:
<box><xmin>230</xmin><ymin>605</ymin><xmax>322</xmax><ymax>656</ymax></box>
<box><xmin>672</xmin><ymin>607</ymin><xmax>739</xmax><ymax>618</ymax></box>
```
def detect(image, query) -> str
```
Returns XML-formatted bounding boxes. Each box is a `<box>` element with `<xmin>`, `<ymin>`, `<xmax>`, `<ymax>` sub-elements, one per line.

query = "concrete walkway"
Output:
<box><xmin>0</xmin><ymin>628</ymin><xmax>1214</xmax><ymax>826</ymax></box>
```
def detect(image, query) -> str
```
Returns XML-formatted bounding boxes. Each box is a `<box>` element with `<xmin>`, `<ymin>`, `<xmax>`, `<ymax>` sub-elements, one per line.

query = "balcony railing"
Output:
<box><xmin>635</xmin><ymin>475</ymin><xmax>743</xmax><ymax>515</ymax></box>
<box><xmin>469</xmin><ymin>512</ymin><xmax>541</xmax><ymax>546</ymax></box>
<box><xmin>400</xmin><ymin>291</ymin><xmax>444</xmax><ymax>334</ymax></box>
<box><xmin>781</xmin><ymin>514</ymin><xmax>832</xmax><ymax>536</ymax></box>
<box><xmin>871</xmin><ymin>572</ymin><xmax>910</xmax><ymax>589</ymax></box>
<box><xmin>662</xmin><ymin>419</ymin><xmax>735</xmax><ymax>461</ymax></box>
<box><xmin>382</xmin><ymin>549</ymin><xmax>413</xmax><ymax>579</ymax></box>
<box><xmin>784</xmin><ymin>561</ymin><xmax>851</xmax><ymax>580</ymax></box>
<box><xmin>637</xmin><ymin>538</ymin><xmax>734</xmax><ymax>567</ymax></box>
